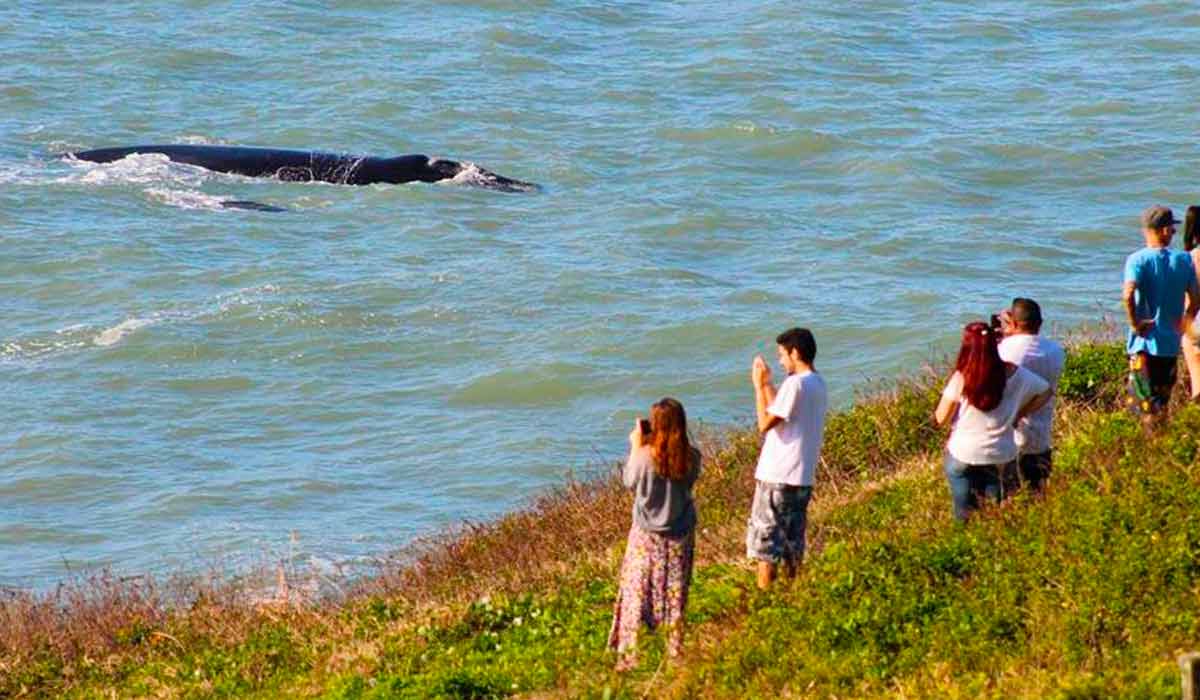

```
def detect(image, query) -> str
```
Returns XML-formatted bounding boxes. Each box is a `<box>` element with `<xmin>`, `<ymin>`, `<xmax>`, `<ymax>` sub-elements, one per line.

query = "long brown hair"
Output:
<box><xmin>649</xmin><ymin>397</ymin><xmax>691</xmax><ymax>481</ymax></box>
<box><xmin>955</xmin><ymin>321</ymin><xmax>1006</xmax><ymax>412</ymax></box>
<box><xmin>1185</xmin><ymin>205</ymin><xmax>1200</xmax><ymax>252</ymax></box>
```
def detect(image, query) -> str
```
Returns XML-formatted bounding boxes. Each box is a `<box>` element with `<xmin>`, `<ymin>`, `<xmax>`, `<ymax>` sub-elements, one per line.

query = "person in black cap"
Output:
<box><xmin>1122</xmin><ymin>205</ymin><xmax>1200</xmax><ymax>419</ymax></box>
<box><xmin>998</xmin><ymin>298</ymin><xmax>1064</xmax><ymax>492</ymax></box>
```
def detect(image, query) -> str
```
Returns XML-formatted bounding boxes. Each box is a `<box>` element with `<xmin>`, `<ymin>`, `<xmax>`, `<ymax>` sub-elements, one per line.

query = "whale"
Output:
<box><xmin>68</xmin><ymin>144</ymin><xmax>539</xmax><ymax>193</ymax></box>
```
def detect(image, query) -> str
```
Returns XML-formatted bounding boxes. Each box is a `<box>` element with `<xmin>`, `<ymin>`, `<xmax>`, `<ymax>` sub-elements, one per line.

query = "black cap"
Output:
<box><xmin>1142</xmin><ymin>205</ymin><xmax>1181</xmax><ymax>230</ymax></box>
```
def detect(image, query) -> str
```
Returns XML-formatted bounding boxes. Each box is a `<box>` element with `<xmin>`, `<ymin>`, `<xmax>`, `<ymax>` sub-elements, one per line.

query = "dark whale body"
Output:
<box><xmin>69</xmin><ymin>145</ymin><xmax>538</xmax><ymax>193</ymax></box>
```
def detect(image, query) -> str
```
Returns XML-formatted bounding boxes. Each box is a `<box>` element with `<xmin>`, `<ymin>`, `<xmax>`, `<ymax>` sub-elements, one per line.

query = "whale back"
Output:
<box><xmin>69</xmin><ymin>144</ymin><xmax>537</xmax><ymax>190</ymax></box>
<box><xmin>71</xmin><ymin>145</ymin><xmax>370</xmax><ymax>183</ymax></box>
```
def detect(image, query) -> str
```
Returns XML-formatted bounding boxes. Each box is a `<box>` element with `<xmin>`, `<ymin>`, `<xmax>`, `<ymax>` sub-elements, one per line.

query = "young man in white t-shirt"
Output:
<box><xmin>746</xmin><ymin>327</ymin><xmax>828</xmax><ymax>590</ymax></box>
<box><xmin>998</xmin><ymin>297</ymin><xmax>1064</xmax><ymax>492</ymax></box>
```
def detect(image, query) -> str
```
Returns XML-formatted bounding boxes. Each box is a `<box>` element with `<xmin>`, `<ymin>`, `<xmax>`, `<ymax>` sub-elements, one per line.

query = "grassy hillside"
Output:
<box><xmin>4</xmin><ymin>339</ymin><xmax>1199</xmax><ymax>699</ymax></box>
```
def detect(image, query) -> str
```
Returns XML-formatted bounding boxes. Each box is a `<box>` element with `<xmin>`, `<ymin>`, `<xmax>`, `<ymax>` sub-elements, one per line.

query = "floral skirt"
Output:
<box><xmin>607</xmin><ymin>523</ymin><xmax>695</xmax><ymax>659</ymax></box>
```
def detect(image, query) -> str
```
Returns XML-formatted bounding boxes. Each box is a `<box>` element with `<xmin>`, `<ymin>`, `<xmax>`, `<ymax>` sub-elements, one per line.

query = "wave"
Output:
<box><xmin>0</xmin><ymin>150</ymin><xmax>293</xmax><ymax>213</ymax></box>
<box><xmin>144</xmin><ymin>187</ymin><xmax>236</xmax><ymax>211</ymax></box>
<box><xmin>93</xmin><ymin>317</ymin><xmax>157</xmax><ymax>347</ymax></box>
<box><xmin>450</xmin><ymin>363</ymin><xmax>590</xmax><ymax>406</ymax></box>
<box><xmin>1</xmin><ymin>332</ymin><xmax>92</xmax><ymax>363</ymax></box>
<box><xmin>0</xmin><ymin>284</ymin><xmax>282</xmax><ymax>364</ymax></box>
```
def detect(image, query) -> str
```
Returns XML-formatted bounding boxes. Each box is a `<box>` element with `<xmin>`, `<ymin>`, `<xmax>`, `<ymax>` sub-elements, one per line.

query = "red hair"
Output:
<box><xmin>649</xmin><ymin>398</ymin><xmax>691</xmax><ymax>481</ymax></box>
<box><xmin>954</xmin><ymin>321</ymin><xmax>1006</xmax><ymax>412</ymax></box>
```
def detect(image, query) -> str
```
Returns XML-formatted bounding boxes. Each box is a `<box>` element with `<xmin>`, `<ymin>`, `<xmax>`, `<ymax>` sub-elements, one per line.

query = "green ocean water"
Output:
<box><xmin>1</xmin><ymin>0</ymin><xmax>1197</xmax><ymax>586</ymax></box>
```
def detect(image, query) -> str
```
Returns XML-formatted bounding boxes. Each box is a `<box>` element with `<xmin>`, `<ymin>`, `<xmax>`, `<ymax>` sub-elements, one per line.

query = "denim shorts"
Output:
<box><xmin>745</xmin><ymin>480</ymin><xmax>812</xmax><ymax>564</ymax></box>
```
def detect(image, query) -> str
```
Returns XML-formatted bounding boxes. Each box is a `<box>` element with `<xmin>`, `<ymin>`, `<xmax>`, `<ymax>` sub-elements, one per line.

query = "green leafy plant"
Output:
<box><xmin>1058</xmin><ymin>343</ymin><xmax>1127</xmax><ymax>405</ymax></box>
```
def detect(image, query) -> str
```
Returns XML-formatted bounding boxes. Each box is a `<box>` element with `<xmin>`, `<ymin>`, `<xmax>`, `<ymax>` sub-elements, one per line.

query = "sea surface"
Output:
<box><xmin>1</xmin><ymin>0</ymin><xmax>1197</xmax><ymax>588</ymax></box>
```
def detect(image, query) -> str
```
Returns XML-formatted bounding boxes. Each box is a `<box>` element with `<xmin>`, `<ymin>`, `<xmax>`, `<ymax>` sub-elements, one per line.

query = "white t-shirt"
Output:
<box><xmin>998</xmin><ymin>334</ymin><xmax>1065</xmax><ymax>454</ymax></box>
<box><xmin>943</xmin><ymin>366</ymin><xmax>1049</xmax><ymax>465</ymax></box>
<box><xmin>754</xmin><ymin>370</ymin><xmax>828</xmax><ymax>486</ymax></box>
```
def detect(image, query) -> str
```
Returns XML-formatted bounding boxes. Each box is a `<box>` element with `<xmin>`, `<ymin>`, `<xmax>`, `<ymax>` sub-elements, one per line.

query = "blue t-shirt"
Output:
<box><xmin>1124</xmin><ymin>247</ymin><xmax>1197</xmax><ymax>357</ymax></box>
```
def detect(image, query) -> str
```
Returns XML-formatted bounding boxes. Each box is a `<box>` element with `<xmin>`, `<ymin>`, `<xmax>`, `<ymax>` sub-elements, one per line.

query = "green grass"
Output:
<box><xmin>5</xmin><ymin>340</ymin><xmax>1199</xmax><ymax>699</ymax></box>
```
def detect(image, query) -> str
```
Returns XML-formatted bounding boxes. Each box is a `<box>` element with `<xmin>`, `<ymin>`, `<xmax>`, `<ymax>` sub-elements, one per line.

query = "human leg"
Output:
<box><xmin>755</xmin><ymin>561</ymin><xmax>776</xmax><ymax>590</ymax></box>
<box><xmin>944</xmin><ymin>453</ymin><xmax>1007</xmax><ymax>521</ymax></box>
<box><xmin>780</xmin><ymin>486</ymin><xmax>812</xmax><ymax>579</ymax></box>
<box><xmin>1127</xmin><ymin>352</ymin><xmax>1156</xmax><ymax>419</ymax></box>
<box><xmin>664</xmin><ymin>530</ymin><xmax>694</xmax><ymax>658</ymax></box>
<box><xmin>1146</xmin><ymin>354</ymin><xmax>1179</xmax><ymax>411</ymax></box>
<box><xmin>746</xmin><ymin>481</ymin><xmax>794</xmax><ymax>590</ymax></box>
<box><xmin>1019</xmin><ymin>450</ymin><xmax>1052</xmax><ymax>493</ymax></box>
<box><xmin>609</xmin><ymin>525</ymin><xmax>651</xmax><ymax>670</ymax></box>
<box><xmin>999</xmin><ymin>458</ymin><xmax>1021</xmax><ymax>497</ymax></box>
<box><xmin>1182</xmin><ymin>339</ymin><xmax>1200</xmax><ymax>401</ymax></box>
<box><xmin>944</xmin><ymin>452</ymin><xmax>976</xmax><ymax>522</ymax></box>
<box><xmin>970</xmin><ymin>464</ymin><xmax>1004</xmax><ymax>512</ymax></box>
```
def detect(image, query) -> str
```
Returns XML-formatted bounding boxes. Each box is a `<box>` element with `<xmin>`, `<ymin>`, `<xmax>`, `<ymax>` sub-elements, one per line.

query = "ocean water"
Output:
<box><xmin>1</xmin><ymin>0</ymin><xmax>1196</xmax><ymax>587</ymax></box>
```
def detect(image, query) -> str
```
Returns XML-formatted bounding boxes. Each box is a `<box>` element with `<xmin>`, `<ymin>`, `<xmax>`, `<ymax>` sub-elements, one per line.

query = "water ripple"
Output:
<box><xmin>0</xmin><ymin>0</ymin><xmax>1186</xmax><ymax>587</ymax></box>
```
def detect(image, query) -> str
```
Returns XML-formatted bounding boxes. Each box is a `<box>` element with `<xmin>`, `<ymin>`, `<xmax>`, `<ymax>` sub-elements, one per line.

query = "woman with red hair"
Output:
<box><xmin>608</xmin><ymin>397</ymin><xmax>701</xmax><ymax>671</ymax></box>
<box><xmin>934</xmin><ymin>322</ymin><xmax>1051</xmax><ymax>521</ymax></box>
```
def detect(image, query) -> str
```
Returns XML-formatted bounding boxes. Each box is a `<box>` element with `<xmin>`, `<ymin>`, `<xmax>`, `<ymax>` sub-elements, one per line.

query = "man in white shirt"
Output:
<box><xmin>998</xmin><ymin>297</ymin><xmax>1065</xmax><ymax>492</ymax></box>
<box><xmin>746</xmin><ymin>327</ymin><xmax>828</xmax><ymax>590</ymax></box>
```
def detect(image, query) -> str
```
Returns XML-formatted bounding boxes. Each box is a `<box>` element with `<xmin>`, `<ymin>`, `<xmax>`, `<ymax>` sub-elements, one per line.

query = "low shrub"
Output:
<box><xmin>821</xmin><ymin>375</ymin><xmax>943</xmax><ymax>480</ymax></box>
<box><xmin>1059</xmin><ymin>343</ymin><xmax>1127</xmax><ymax>406</ymax></box>
<box><xmin>7</xmin><ymin>339</ymin><xmax>1192</xmax><ymax>700</ymax></box>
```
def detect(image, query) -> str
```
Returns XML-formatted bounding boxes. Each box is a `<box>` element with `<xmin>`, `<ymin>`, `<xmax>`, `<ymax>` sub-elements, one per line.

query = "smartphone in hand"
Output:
<box><xmin>638</xmin><ymin>419</ymin><xmax>651</xmax><ymax>436</ymax></box>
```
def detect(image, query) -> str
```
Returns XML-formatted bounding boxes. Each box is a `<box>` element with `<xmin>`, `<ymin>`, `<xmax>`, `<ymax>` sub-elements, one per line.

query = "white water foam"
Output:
<box><xmin>64</xmin><ymin>152</ymin><xmax>207</xmax><ymax>187</ymax></box>
<box><xmin>446</xmin><ymin>160</ymin><xmax>486</xmax><ymax>186</ymax></box>
<box><xmin>56</xmin><ymin>153</ymin><xmax>292</xmax><ymax>212</ymax></box>
<box><xmin>1</xmin><ymin>285</ymin><xmax>283</xmax><ymax>364</ymax></box>
<box><xmin>446</xmin><ymin>160</ymin><xmax>539</xmax><ymax>192</ymax></box>
<box><xmin>1</xmin><ymin>336</ymin><xmax>91</xmax><ymax>363</ymax></box>
<box><xmin>0</xmin><ymin>152</ymin><xmax>201</xmax><ymax>188</ymax></box>
<box><xmin>175</xmin><ymin>135</ymin><xmax>220</xmax><ymax>145</ymax></box>
<box><xmin>0</xmin><ymin>155</ymin><xmax>56</xmax><ymax>185</ymax></box>
<box><xmin>93</xmin><ymin>317</ymin><xmax>157</xmax><ymax>347</ymax></box>
<box><xmin>144</xmin><ymin>187</ymin><xmax>230</xmax><ymax>211</ymax></box>
<box><xmin>1</xmin><ymin>321</ymin><xmax>143</xmax><ymax>362</ymax></box>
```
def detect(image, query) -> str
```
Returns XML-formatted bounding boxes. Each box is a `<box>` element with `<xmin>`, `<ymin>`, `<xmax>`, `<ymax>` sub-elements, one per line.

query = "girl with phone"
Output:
<box><xmin>608</xmin><ymin>397</ymin><xmax>701</xmax><ymax>671</ymax></box>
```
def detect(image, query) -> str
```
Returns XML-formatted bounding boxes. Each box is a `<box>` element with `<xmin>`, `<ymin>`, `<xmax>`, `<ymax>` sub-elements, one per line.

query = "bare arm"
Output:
<box><xmin>752</xmin><ymin>355</ymin><xmax>783</xmax><ymax>434</ymax></box>
<box><xmin>1124</xmin><ymin>280</ymin><xmax>1155</xmax><ymax>336</ymax></box>
<box><xmin>755</xmin><ymin>379</ymin><xmax>782</xmax><ymax>434</ymax></box>
<box><xmin>933</xmin><ymin>371</ymin><xmax>960</xmax><ymax>427</ymax></box>
<box><xmin>623</xmin><ymin>421</ymin><xmax>645</xmax><ymax>487</ymax></box>
<box><xmin>1184</xmin><ymin>275</ymin><xmax>1200</xmax><ymax>332</ymax></box>
<box><xmin>1123</xmin><ymin>280</ymin><xmax>1137</xmax><ymax>326</ymax></box>
<box><xmin>934</xmin><ymin>391</ymin><xmax>958</xmax><ymax>427</ymax></box>
<box><xmin>1015</xmin><ymin>390</ymin><xmax>1051</xmax><ymax>425</ymax></box>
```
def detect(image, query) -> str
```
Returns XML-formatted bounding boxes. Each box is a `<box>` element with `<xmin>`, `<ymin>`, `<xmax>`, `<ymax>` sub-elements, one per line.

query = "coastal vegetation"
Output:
<box><xmin>3</xmin><ymin>335</ymin><xmax>1198</xmax><ymax>699</ymax></box>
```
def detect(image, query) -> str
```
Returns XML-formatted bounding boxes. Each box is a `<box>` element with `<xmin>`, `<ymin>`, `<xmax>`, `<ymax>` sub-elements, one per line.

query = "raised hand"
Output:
<box><xmin>629</xmin><ymin>418</ymin><xmax>645</xmax><ymax>448</ymax></box>
<box><xmin>751</xmin><ymin>355</ymin><xmax>771</xmax><ymax>387</ymax></box>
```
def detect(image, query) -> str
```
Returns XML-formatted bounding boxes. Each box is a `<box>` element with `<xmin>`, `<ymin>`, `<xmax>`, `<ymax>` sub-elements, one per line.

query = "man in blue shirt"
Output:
<box><xmin>1123</xmin><ymin>205</ymin><xmax>1200</xmax><ymax>417</ymax></box>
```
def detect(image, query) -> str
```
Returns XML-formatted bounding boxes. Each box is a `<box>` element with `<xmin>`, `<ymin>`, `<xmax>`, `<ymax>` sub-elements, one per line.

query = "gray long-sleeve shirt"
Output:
<box><xmin>623</xmin><ymin>446</ymin><xmax>701</xmax><ymax>536</ymax></box>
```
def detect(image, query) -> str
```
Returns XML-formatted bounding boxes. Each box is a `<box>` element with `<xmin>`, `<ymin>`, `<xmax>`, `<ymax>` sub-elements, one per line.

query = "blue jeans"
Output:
<box><xmin>943</xmin><ymin>452</ymin><xmax>1016</xmax><ymax>522</ymax></box>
